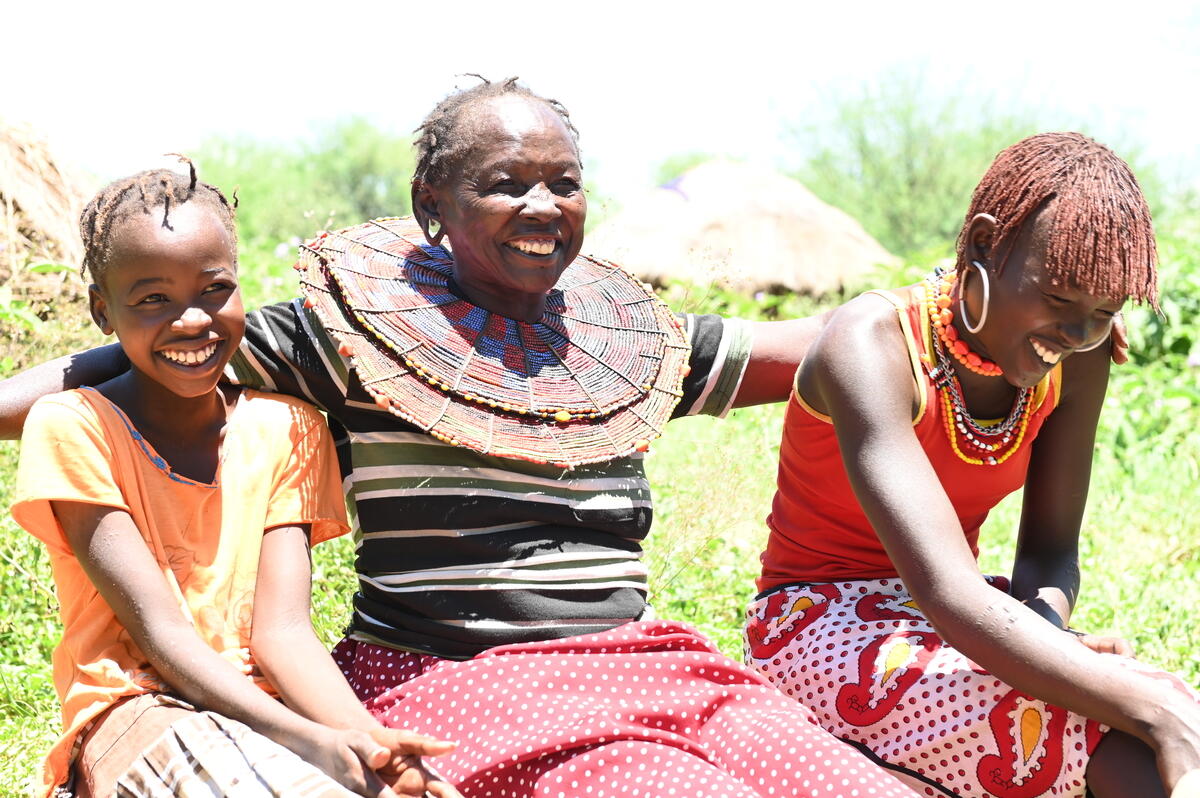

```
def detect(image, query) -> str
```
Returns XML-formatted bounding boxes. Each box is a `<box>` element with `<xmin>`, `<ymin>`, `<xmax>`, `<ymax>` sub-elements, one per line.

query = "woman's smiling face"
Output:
<box><xmin>965</xmin><ymin>207</ymin><xmax>1123</xmax><ymax>388</ymax></box>
<box><xmin>89</xmin><ymin>202</ymin><xmax>245</xmax><ymax>399</ymax></box>
<box><xmin>417</xmin><ymin>95</ymin><xmax>587</xmax><ymax>320</ymax></box>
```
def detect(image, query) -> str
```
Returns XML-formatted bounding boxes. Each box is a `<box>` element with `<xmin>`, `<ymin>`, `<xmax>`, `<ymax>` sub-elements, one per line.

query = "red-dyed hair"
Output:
<box><xmin>955</xmin><ymin>132</ymin><xmax>1157</xmax><ymax>307</ymax></box>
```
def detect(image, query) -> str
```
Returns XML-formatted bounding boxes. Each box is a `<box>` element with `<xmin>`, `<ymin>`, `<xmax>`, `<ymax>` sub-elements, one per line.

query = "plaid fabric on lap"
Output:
<box><xmin>116</xmin><ymin>710</ymin><xmax>357</xmax><ymax>797</ymax></box>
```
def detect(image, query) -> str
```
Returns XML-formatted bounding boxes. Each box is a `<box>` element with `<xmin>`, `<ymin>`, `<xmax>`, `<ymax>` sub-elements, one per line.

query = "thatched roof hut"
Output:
<box><xmin>0</xmin><ymin>121</ymin><xmax>90</xmax><ymax>301</ymax></box>
<box><xmin>586</xmin><ymin>161</ymin><xmax>896</xmax><ymax>295</ymax></box>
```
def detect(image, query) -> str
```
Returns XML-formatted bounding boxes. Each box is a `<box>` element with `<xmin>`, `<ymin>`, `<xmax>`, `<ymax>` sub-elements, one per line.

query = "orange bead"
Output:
<box><xmin>938</xmin><ymin>309</ymin><xmax>953</xmax><ymax>326</ymax></box>
<box><xmin>337</xmin><ymin>342</ymin><xmax>353</xmax><ymax>357</ymax></box>
<box><xmin>374</xmin><ymin>393</ymin><xmax>390</xmax><ymax>409</ymax></box>
<box><xmin>634</xmin><ymin>439</ymin><xmax>651</xmax><ymax>452</ymax></box>
<box><xmin>944</xmin><ymin>324</ymin><xmax>959</xmax><ymax>341</ymax></box>
<box><xmin>681</xmin><ymin>365</ymin><xmax>692</xmax><ymax>377</ymax></box>
<box><xmin>303</xmin><ymin>296</ymin><xmax>316</xmax><ymax>309</ymax></box>
<box><xmin>952</xmin><ymin>340</ymin><xmax>969</xmax><ymax>356</ymax></box>
<box><xmin>554</xmin><ymin>410</ymin><xmax>572</xmax><ymax>423</ymax></box>
<box><xmin>966</xmin><ymin>352</ymin><xmax>982</xmax><ymax>368</ymax></box>
<box><xmin>936</xmin><ymin>295</ymin><xmax>952</xmax><ymax>309</ymax></box>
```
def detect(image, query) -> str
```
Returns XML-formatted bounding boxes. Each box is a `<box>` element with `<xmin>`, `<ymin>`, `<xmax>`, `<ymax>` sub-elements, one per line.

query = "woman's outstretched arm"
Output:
<box><xmin>730</xmin><ymin>305</ymin><xmax>1126</xmax><ymax>409</ymax></box>
<box><xmin>732</xmin><ymin>313</ymin><xmax>831</xmax><ymax>407</ymax></box>
<box><xmin>0</xmin><ymin>344</ymin><xmax>126</xmax><ymax>438</ymax></box>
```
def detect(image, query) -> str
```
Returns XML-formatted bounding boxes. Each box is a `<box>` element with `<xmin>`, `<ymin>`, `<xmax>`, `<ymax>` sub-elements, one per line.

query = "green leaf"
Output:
<box><xmin>25</xmin><ymin>262</ymin><xmax>74</xmax><ymax>275</ymax></box>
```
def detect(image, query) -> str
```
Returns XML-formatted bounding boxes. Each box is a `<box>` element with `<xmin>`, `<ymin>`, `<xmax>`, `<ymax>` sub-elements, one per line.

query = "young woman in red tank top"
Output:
<box><xmin>745</xmin><ymin>133</ymin><xmax>1200</xmax><ymax>798</ymax></box>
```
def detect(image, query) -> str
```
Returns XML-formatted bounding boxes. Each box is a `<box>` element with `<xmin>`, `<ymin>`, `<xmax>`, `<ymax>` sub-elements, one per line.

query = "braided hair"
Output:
<box><xmin>80</xmin><ymin>157</ymin><xmax>238</xmax><ymax>285</ymax></box>
<box><xmin>956</xmin><ymin>132</ymin><xmax>1157</xmax><ymax>306</ymax></box>
<box><xmin>413</xmin><ymin>76</ymin><xmax>581</xmax><ymax>187</ymax></box>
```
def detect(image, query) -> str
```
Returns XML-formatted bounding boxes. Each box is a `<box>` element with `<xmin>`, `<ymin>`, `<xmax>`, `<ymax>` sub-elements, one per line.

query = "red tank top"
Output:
<box><xmin>757</xmin><ymin>286</ymin><xmax>1062</xmax><ymax>590</ymax></box>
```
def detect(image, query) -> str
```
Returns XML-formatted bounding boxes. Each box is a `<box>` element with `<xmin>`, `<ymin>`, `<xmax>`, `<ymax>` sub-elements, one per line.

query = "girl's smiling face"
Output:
<box><xmin>88</xmin><ymin>202</ymin><xmax>244</xmax><ymax>399</ymax></box>
<box><xmin>963</xmin><ymin>208</ymin><xmax>1124</xmax><ymax>388</ymax></box>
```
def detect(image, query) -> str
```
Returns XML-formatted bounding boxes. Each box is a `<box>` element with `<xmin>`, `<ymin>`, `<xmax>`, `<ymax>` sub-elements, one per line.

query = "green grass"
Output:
<box><xmin>1</xmin><ymin>250</ymin><xmax>1198</xmax><ymax>795</ymax></box>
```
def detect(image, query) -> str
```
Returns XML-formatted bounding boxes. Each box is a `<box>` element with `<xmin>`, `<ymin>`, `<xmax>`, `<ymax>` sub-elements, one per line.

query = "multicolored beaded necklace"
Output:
<box><xmin>924</xmin><ymin>270</ymin><xmax>1002</xmax><ymax>376</ymax></box>
<box><xmin>923</xmin><ymin>271</ymin><xmax>1034</xmax><ymax>466</ymax></box>
<box><xmin>295</xmin><ymin>217</ymin><xmax>693</xmax><ymax>468</ymax></box>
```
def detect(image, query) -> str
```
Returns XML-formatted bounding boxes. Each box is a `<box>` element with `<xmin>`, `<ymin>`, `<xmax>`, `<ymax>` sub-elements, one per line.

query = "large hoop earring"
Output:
<box><xmin>1074</xmin><ymin>312</ymin><xmax>1118</xmax><ymax>352</ymax></box>
<box><xmin>960</xmin><ymin>260</ymin><xmax>990</xmax><ymax>334</ymax></box>
<box><xmin>1074</xmin><ymin>334</ymin><xmax>1109</xmax><ymax>353</ymax></box>
<box><xmin>423</xmin><ymin>217</ymin><xmax>445</xmax><ymax>247</ymax></box>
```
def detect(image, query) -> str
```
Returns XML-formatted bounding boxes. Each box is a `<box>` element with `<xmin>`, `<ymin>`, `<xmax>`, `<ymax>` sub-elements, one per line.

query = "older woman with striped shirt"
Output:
<box><xmin>1</xmin><ymin>79</ymin><xmax>922</xmax><ymax>797</ymax></box>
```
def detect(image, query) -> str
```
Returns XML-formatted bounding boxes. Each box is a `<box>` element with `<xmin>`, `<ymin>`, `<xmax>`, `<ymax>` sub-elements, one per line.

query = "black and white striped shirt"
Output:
<box><xmin>227</xmin><ymin>300</ymin><xmax>752</xmax><ymax>659</ymax></box>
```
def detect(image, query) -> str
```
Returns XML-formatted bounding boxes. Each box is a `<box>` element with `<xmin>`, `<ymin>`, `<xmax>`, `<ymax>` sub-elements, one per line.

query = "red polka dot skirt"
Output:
<box><xmin>334</xmin><ymin>620</ymin><xmax>923</xmax><ymax>797</ymax></box>
<box><xmin>745</xmin><ymin>578</ymin><xmax>1198</xmax><ymax>798</ymax></box>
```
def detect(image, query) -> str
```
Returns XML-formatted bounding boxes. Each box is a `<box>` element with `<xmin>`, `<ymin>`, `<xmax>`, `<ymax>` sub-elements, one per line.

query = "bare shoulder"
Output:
<box><xmin>806</xmin><ymin>291</ymin><xmax>911</xmax><ymax>374</ymax></box>
<box><xmin>799</xmin><ymin>290</ymin><xmax>917</xmax><ymax>417</ymax></box>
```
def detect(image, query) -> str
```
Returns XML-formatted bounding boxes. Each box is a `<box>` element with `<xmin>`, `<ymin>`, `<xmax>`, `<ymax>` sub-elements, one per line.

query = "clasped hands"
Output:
<box><xmin>301</xmin><ymin>724</ymin><xmax>462</xmax><ymax>798</ymax></box>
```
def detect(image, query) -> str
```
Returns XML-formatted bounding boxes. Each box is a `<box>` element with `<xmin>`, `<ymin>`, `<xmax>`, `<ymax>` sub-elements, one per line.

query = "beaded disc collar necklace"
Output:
<box><xmin>922</xmin><ymin>270</ymin><xmax>1034</xmax><ymax>466</ymax></box>
<box><xmin>296</xmin><ymin>217</ymin><xmax>692</xmax><ymax>468</ymax></box>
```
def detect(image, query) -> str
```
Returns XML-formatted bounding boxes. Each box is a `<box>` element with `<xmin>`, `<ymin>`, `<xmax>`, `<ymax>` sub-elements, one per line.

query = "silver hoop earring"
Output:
<box><xmin>424</xmin><ymin>217</ymin><xmax>444</xmax><ymax>247</ymax></box>
<box><xmin>1074</xmin><ymin>311</ymin><xmax>1120</xmax><ymax>353</ymax></box>
<box><xmin>1074</xmin><ymin>334</ymin><xmax>1109</xmax><ymax>353</ymax></box>
<box><xmin>960</xmin><ymin>260</ymin><xmax>990</xmax><ymax>334</ymax></box>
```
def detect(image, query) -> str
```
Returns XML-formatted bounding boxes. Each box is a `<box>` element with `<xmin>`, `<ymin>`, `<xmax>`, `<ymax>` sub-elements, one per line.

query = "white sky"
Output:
<box><xmin>4</xmin><ymin>0</ymin><xmax>1199</xmax><ymax>199</ymax></box>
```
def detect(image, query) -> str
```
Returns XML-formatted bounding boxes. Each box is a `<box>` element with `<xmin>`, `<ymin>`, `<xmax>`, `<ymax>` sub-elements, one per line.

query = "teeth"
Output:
<box><xmin>1030</xmin><ymin>339</ymin><xmax>1061</xmax><ymax>365</ymax></box>
<box><xmin>161</xmin><ymin>343</ymin><xmax>218</xmax><ymax>365</ymax></box>
<box><xmin>507</xmin><ymin>239</ymin><xmax>556</xmax><ymax>255</ymax></box>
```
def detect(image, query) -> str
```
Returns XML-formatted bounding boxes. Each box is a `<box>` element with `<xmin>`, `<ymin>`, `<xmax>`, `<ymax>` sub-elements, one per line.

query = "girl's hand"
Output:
<box><xmin>295</xmin><ymin>726</ymin><xmax>399</xmax><ymax>798</ymax></box>
<box><xmin>1073</xmin><ymin>632</ymin><xmax>1135</xmax><ymax>658</ymax></box>
<box><xmin>1152</xmin><ymin>694</ymin><xmax>1200</xmax><ymax>795</ymax></box>
<box><xmin>368</xmin><ymin>727</ymin><xmax>461</xmax><ymax>797</ymax></box>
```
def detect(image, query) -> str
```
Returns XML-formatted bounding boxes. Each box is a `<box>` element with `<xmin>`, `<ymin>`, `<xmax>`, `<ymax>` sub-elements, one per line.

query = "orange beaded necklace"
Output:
<box><xmin>925</xmin><ymin>271</ymin><xmax>1003</xmax><ymax>377</ymax></box>
<box><xmin>923</xmin><ymin>271</ymin><xmax>1034</xmax><ymax>466</ymax></box>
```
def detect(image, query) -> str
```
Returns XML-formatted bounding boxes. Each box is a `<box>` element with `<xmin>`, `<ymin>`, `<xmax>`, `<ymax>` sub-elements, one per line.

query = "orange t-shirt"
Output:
<box><xmin>11</xmin><ymin>387</ymin><xmax>348</xmax><ymax>797</ymax></box>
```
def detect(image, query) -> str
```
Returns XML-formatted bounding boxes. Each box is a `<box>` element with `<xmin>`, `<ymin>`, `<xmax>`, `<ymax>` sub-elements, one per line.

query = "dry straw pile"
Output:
<box><xmin>587</xmin><ymin>160</ymin><xmax>897</xmax><ymax>296</ymax></box>
<box><xmin>0</xmin><ymin>120</ymin><xmax>90</xmax><ymax>309</ymax></box>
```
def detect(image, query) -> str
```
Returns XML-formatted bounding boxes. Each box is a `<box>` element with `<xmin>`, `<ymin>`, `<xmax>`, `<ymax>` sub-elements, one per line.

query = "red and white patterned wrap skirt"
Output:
<box><xmin>334</xmin><ymin>619</ymin><xmax>923</xmax><ymax>798</ymax></box>
<box><xmin>744</xmin><ymin>577</ymin><xmax>1198</xmax><ymax>798</ymax></box>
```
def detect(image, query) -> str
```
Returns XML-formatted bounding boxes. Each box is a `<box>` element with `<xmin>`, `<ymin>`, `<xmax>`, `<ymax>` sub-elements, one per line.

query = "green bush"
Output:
<box><xmin>788</xmin><ymin>72</ymin><xmax>1168</xmax><ymax>260</ymax></box>
<box><xmin>787</xmin><ymin>72</ymin><xmax>1036</xmax><ymax>258</ymax></box>
<box><xmin>197</xmin><ymin>118</ymin><xmax>414</xmax><ymax>254</ymax></box>
<box><xmin>192</xmin><ymin>118</ymin><xmax>416</xmax><ymax>310</ymax></box>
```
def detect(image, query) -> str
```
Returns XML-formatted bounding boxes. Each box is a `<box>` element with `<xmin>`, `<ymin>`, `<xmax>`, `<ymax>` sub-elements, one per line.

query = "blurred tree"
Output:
<box><xmin>788</xmin><ymin>72</ymin><xmax>1038</xmax><ymax>258</ymax></box>
<box><xmin>310</xmin><ymin>118</ymin><xmax>415</xmax><ymax>225</ymax></box>
<box><xmin>196</xmin><ymin>118</ymin><xmax>414</xmax><ymax>253</ymax></box>
<box><xmin>788</xmin><ymin>72</ymin><xmax>1168</xmax><ymax>260</ymax></box>
<box><xmin>655</xmin><ymin>152</ymin><xmax>717</xmax><ymax>186</ymax></box>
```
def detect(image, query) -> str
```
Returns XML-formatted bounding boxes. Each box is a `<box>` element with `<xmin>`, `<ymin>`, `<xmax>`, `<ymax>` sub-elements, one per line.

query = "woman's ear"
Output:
<box><xmin>411</xmin><ymin>181</ymin><xmax>444</xmax><ymax>246</ymax></box>
<box><xmin>88</xmin><ymin>285</ymin><xmax>114</xmax><ymax>336</ymax></box>
<box><xmin>965</xmin><ymin>214</ymin><xmax>998</xmax><ymax>267</ymax></box>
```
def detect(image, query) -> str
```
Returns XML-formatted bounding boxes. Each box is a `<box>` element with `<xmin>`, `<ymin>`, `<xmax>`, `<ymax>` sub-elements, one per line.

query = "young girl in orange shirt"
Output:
<box><xmin>12</xmin><ymin>164</ymin><xmax>460</xmax><ymax>798</ymax></box>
